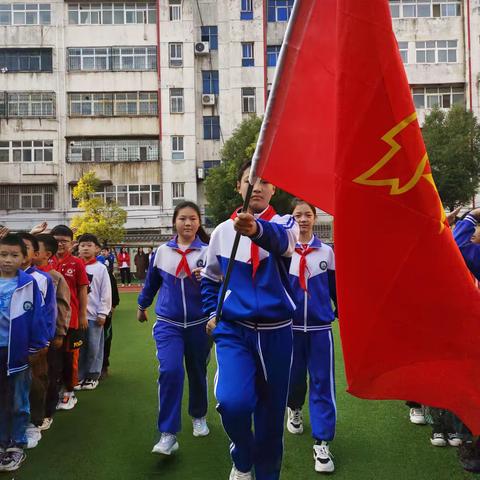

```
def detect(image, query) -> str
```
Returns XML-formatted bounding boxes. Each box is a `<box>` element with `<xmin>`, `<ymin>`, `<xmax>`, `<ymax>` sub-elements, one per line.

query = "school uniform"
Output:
<box><xmin>138</xmin><ymin>236</ymin><xmax>209</xmax><ymax>434</ymax></box>
<box><xmin>201</xmin><ymin>206</ymin><xmax>298</xmax><ymax>480</ymax></box>
<box><xmin>288</xmin><ymin>235</ymin><xmax>337</xmax><ymax>442</ymax></box>
<box><xmin>453</xmin><ymin>214</ymin><xmax>480</xmax><ymax>281</ymax></box>
<box><xmin>79</xmin><ymin>260</ymin><xmax>112</xmax><ymax>381</ymax></box>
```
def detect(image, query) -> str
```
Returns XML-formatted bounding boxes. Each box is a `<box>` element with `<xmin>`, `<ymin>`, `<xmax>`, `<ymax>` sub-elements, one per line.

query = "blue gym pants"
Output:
<box><xmin>213</xmin><ymin>321</ymin><xmax>293</xmax><ymax>480</ymax></box>
<box><xmin>153</xmin><ymin>320</ymin><xmax>210</xmax><ymax>434</ymax></box>
<box><xmin>288</xmin><ymin>328</ymin><xmax>336</xmax><ymax>442</ymax></box>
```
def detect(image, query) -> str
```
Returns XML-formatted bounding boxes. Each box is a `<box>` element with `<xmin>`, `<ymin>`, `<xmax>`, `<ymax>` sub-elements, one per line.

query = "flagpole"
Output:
<box><xmin>214</xmin><ymin>183</ymin><xmax>254</xmax><ymax>321</ymax></box>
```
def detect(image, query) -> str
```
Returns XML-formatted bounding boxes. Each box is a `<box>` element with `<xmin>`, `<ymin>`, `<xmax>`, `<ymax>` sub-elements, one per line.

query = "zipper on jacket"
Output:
<box><xmin>181</xmin><ymin>278</ymin><xmax>187</xmax><ymax>327</ymax></box>
<box><xmin>304</xmin><ymin>290</ymin><xmax>308</xmax><ymax>333</ymax></box>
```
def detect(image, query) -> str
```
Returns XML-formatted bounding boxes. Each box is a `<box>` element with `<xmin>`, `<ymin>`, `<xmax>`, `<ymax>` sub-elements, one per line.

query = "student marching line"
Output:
<box><xmin>137</xmin><ymin>201</ymin><xmax>211</xmax><ymax>455</ymax></box>
<box><xmin>201</xmin><ymin>161</ymin><xmax>299</xmax><ymax>480</ymax></box>
<box><xmin>286</xmin><ymin>199</ymin><xmax>338</xmax><ymax>473</ymax></box>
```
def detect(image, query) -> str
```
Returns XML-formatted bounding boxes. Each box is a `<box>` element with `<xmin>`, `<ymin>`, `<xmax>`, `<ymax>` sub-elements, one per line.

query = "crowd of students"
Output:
<box><xmin>0</xmin><ymin>225</ymin><xmax>118</xmax><ymax>472</ymax></box>
<box><xmin>1</xmin><ymin>159</ymin><xmax>479</xmax><ymax>478</ymax></box>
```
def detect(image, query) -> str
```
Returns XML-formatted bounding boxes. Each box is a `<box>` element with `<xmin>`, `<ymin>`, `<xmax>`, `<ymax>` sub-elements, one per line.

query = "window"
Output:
<box><xmin>203</xmin><ymin>160</ymin><xmax>220</xmax><ymax>176</ymax></box>
<box><xmin>201</xmin><ymin>26</ymin><xmax>218</xmax><ymax>50</ymax></box>
<box><xmin>0</xmin><ymin>184</ymin><xmax>54</xmax><ymax>210</ymax></box>
<box><xmin>169</xmin><ymin>0</ymin><xmax>181</xmax><ymax>21</ymax></box>
<box><xmin>202</xmin><ymin>71</ymin><xmax>219</xmax><ymax>95</ymax></box>
<box><xmin>411</xmin><ymin>85</ymin><xmax>465</xmax><ymax>109</ymax></box>
<box><xmin>74</xmin><ymin>184</ymin><xmax>161</xmax><ymax>207</ymax></box>
<box><xmin>241</xmin><ymin>0</ymin><xmax>253</xmax><ymax>20</ymax></box>
<box><xmin>267</xmin><ymin>45</ymin><xmax>281</xmax><ymax>67</ymax></box>
<box><xmin>67</xmin><ymin>139</ymin><xmax>159</xmax><ymax>163</ymax></box>
<box><xmin>389</xmin><ymin>1</ymin><xmax>461</xmax><ymax>19</ymax></box>
<box><xmin>267</xmin><ymin>0</ymin><xmax>294</xmax><ymax>22</ymax></box>
<box><xmin>172</xmin><ymin>182</ymin><xmax>185</xmax><ymax>206</ymax></box>
<box><xmin>1</xmin><ymin>92</ymin><xmax>55</xmax><ymax>118</ymax></box>
<box><xmin>68</xmin><ymin>3</ymin><xmax>156</xmax><ymax>25</ymax></box>
<box><xmin>171</xmin><ymin>136</ymin><xmax>184</xmax><ymax>160</ymax></box>
<box><xmin>242</xmin><ymin>88</ymin><xmax>256</xmax><ymax>113</ymax></box>
<box><xmin>170</xmin><ymin>88</ymin><xmax>184</xmax><ymax>113</ymax></box>
<box><xmin>397</xmin><ymin>41</ymin><xmax>408</xmax><ymax>64</ymax></box>
<box><xmin>169</xmin><ymin>43</ymin><xmax>183</xmax><ymax>67</ymax></box>
<box><xmin>111</xmin><ymin>46</ymin><xmax>157</xmax><ymax>71</ymax></box>
<box><xmin>0</xmin><ymin>48</ymin><xmax>52</xmax><ymax>73</ymax></box>
<box><xmin>242</xmin><ymin>42</ymin><xmax>254</xmax><ymax>67</ymax></box>
<box><xmin>0</xmin><ymin>140</ymin><xmax>53</xmax><ymax>163</ymax></box>
<box><xmin>416</xmin><ymin>40</ymin><xmax>457</xmax><ymax>63</ymax></box>
<box><xmin>0</xmin><ymin>3</ymin><xmax>51</xmax><ymax>26</ymax></box>
<box><xmin>68</xmin><ymin>92</ymin><xmax>157</xmax><ymax>117</ymax></box>
<box><xmin>67</xmin><ymin>46</ymin><xmax>156</xmax><ymax>71</ymax></box>
<box><xmin>203</xmin><ymin>116</ymin><xmax>220</xmax><ymax>140</ymax></box>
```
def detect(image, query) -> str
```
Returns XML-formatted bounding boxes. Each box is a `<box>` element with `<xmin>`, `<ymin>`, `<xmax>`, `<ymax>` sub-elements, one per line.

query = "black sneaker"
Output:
<box><xmin>0</xmin><ymin>447</ymin><xmax>26</xmax><ymax>472</ymax></box>
<box><xmin>430</xmin><ymin>432</ymin><xmax>447</xmax><ymax>447</ymax></box>
<box><xmin>459</xmin><ymin>441</ymin><xmax>480</xmax><ymax>472</ymax></box>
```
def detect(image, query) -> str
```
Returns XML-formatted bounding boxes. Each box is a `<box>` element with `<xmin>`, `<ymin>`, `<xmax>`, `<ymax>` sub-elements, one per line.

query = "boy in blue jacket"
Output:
<box><xmin>0</xmin><ymin>234</ymin><xmax>46</xmax><ymax>472</ymax></box>
<box><xmin>201</xmin><ymin>161</ymin><xmax>299</xmax><ymax>480</ymax></box>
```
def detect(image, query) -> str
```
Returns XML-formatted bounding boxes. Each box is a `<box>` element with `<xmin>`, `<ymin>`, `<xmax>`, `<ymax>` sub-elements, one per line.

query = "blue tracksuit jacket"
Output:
<box><xmin>138</xmin><ymin>236</ymin><xmax>208</xmax><ymax>327</ymax></box>
<box><xmin>453</xmin><ymin>214</ymin><xmax>480</xmax><ymax>281</ymax></box>
<box><xmin>289</xmin><ymin>236</ymin><xmax>337</xmax><ymax>331</ymax></box>
<box><xmin>201</xmin><ymin>209</ymin><xmax>299</xmax><ymax>329</ymax></box>
<box><xmin>5</xmin><ymin>269</ymin><xmax>47</xmax><ymax>375</ymax></box>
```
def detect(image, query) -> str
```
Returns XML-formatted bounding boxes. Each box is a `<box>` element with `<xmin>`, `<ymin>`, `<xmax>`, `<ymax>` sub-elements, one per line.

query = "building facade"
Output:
<box><xmin>0</xmin><ymin>0</ymin><xmax>476</xmax><ymax>240</ymax></box>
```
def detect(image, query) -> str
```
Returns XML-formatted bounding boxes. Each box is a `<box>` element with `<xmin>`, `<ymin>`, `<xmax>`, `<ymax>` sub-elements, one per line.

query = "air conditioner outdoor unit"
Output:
<box><xmin>202</xmin><ymin>94</ymin><xmax>216</xmax><ymax>106</ymax></box>
<box><xmin>194</xmin><ymin>41</ymin><xmax>210</xmax><ymax>55</ymax></box>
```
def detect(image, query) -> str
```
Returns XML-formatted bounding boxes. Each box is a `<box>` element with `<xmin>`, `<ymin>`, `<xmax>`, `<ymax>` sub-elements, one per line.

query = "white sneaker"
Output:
<box><xmin>151</xmin><ymin>433</ymin><xmax>179</xmax><ymax>455</ymax></box>
<box><xmin>409</xmin><ymin>407</ymin><xmax>426</xmax><ymax>425</ymax></box>
<box><xmin>229</xmin><ymin>465</ymin><xmax>253</xmax><ymax>480</ymax></box>
<box><xmin>81</xmin><ymin>380</ymin><xmax>99</xmax><ymax>390</ymax></box>
<box><xmin>287</xmin><ymin>407</ymin><xmax>303</xmax><ymax>434</ymax></box>
<box><xmin>57</xmin><ymin>392</ymin><xmax>78</xmax><ymax>410</ymax></box>
<box><xmin>447</xmin><ymin>433</ymin><xmax>463</xmax><ymax>447</ymax></box>
<box><xmin>192</xmin><ymin>417</ymin><xmax>210</xmax><ymax>437</ymax></box>
<box><xmin>0</xmin><ymin>447</ymin><xmax>26</xmax><ymax>472</ymax></box>
<box><xmin>25</xmin><ymin>424</ymin><xmax>42</xmax><ymax>449</ymax></box>
<box><xmin>39</xmin><ymin>417</ymin><xmax>53</xmax><ymax>431</ymax></box>
<box><xmin>430</xmin><ymin>432</ymin><xmax>447</xmax><ymax>447</ymax></box>
<box><xmin>314</xmin><ymin>441</ymin><xmax>335</xmax><ymax>473</ymax></box>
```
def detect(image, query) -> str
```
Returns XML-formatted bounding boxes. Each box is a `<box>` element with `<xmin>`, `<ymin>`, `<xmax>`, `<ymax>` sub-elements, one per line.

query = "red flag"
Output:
<box><xmin>253</xmin><ymin>0</ymin><xmax>480</xmax><ymax>433</ymax></box>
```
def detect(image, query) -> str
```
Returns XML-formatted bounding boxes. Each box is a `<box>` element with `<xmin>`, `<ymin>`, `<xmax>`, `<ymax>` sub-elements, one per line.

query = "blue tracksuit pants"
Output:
<box><xmin>288</xmin><ymin>328</ymin><xmax>336</xmax><ymax>442</ymax></box>
<box><xmin>153</xmin><ymin>320</ymin><xmax>210</xmax><ymax>434</ymax></box>
<box><xmin>213</xmin><ymin>321</ymin><xmax>293</xmax><ymax>480</ymax></box>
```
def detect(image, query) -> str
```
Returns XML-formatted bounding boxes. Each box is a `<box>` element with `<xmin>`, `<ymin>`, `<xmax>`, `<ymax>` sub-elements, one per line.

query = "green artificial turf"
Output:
<box><xmin>7</xmin><ymin>293</ymin><xmax>477</xmax><ymax>480</ymax></box>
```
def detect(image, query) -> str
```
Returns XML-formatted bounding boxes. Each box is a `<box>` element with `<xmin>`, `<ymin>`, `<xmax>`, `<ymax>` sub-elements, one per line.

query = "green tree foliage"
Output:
<box><xmin>423</xmin><ymin>105</ymin><xmax>480</xmax><ymax>210</ymax></box>
<box><xmin>204</xmin><ymin>116</ymin><xmax>294</xmax><ymax>225</ymax></box>
<box><xmin>71</xmin><ymin>171</ymin><xmax>127</xmax><ymax>244</ymax></box>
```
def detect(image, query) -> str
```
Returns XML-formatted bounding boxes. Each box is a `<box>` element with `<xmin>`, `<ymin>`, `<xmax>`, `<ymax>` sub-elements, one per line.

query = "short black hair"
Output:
<box><xmin>237</xmin><ymin>160</ymin><xmax>252</xmax><ymax>183</ymax></box>
<box><xmin>36</xmin><ymin>234</ymin><xmax>58</xmax><ymax>256</ymax></box>
<box><xmin>17</xmin><ymin>232</ymin><xmax>39</xmax><ymax>252</ymax></box>
<box><xmin>51</xmin><ymin>225</ymin><xmax>74</xmax><ymax>240</ymax></box>
<box><xmin>77</xmin><ymin>233</ymin><xmax>101</xmax><ymax>247</ymax></box>
<box><xmin>0</xmin><ymin>233</ymin><xmax>27</xmax><ymax>257</ymax></box>
<box><xmin>291</xmin><ymin>198</ymin><xmax>317</xmax><ymax>216</ymax></box>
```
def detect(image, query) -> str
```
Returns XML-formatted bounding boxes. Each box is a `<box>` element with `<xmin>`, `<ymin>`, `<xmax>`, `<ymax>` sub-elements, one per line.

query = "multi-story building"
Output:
<box><xmin>0</xmin><ymin>0</ymin><xmax>476</xmax><ymax>241</ymax></box>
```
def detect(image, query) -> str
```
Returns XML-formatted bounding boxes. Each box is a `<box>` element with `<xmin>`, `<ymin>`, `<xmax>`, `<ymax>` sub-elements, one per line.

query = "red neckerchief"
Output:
<box><xmin>55</xmin><ymin>252</ymin><xmax>73</xmax><ymax>269</ymax></box>
<box><xmin>37</xmin><ymin>264</ymin><xmax>53</xmax><ymax>273</ymax></box>
<box><xmin>82</xmin><ymin>258</ymin><xmax>97</xmax><ymax>266</ymax></box>
<box><xmin>230</xmin><ymin>205</ymin><xmax>276</xmax><ymax>278</ymax></box>
<box><xmin>295</xmin><ymin>244</ymin><xmax>315</xmax><ymax>292</ymax></box>
<box><xmin>174</xmin><ymin>248</ymin><xmax>194</xmax><ymax>278</ymax></box>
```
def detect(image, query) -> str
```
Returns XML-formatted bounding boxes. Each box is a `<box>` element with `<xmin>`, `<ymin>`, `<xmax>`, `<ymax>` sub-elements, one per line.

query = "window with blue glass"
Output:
<box><xmin>0</xmin><ymin>48</ymin><xmax>52</xmax><ymax>72</ymax></box>
<box><xmin>267</xmin><ymin>45</ymin><xmax>281</xmax><ymax>67</ymax></box>
<box><xmin>267</xmin><ymin>0</ymin><xmax>294</xmax><ymax>22</ymax></box>
<box><xmin>203</xmin><ymin>116</ymin><xmax>220</xmax><ymax>140</ymax></box>
<box><xmin>242</xmin><ymin>43</ymin><xmax>254</xmax><ymax>67</ymax></box>
<box><xmin>202</xmin><ymin>71</ymin><xmax>219</xmax><ymax>95</ymax></box>
<box><xmin>241</xmin><ymin>0</ymin><xmax>253</xmax><ymax>20</ymax></box>
<box><xmin>201</xmin><ymin>26</ymin><xmax>218</xmax><ymax>50</ymax></box>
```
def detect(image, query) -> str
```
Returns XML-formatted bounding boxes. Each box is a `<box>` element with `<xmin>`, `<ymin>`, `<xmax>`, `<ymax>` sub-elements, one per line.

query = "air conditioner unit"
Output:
<box><xmin>197</xmin><ymin>167</ymin><xmax>205</xmax><ymax>180</ymax></box>
<box><xmin>194</xmin><ymin>41</ymin><xmax>210</xmax><ymax>55</ymax></box>
<box><xmin>202</xmin><ymin>94</ymin><xmax>216</xmax><ymax>106</ymax></box>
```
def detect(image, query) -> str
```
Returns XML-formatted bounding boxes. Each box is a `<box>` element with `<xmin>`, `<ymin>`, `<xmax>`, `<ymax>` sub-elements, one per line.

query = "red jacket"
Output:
<box><xmin>117</xmin><ymin>252</ymin><xmax>130</xmax><ymax>268</ymax></box>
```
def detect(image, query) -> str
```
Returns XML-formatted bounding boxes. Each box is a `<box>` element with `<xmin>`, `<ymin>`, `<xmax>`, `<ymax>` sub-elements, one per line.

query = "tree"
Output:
<box><xmin>204</xmin><ymin>116</ymin><xmax>294</xmax><ymax>225</ymax></box>
<box><xmin>423</xmin><ymin>105</ymin><xmax>480</xmax><ymax>211</ymax></box>
<box><xmin>71</xmin><ymin>170</ymin><xmax>127</xmax><ymax>244</ymax></box>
